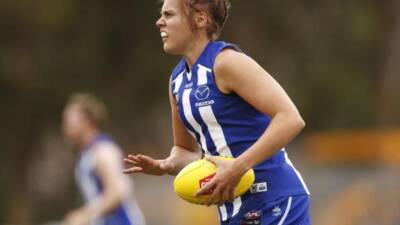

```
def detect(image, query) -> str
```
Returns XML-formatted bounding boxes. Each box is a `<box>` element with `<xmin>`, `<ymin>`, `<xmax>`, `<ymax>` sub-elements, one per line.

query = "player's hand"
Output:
<box><xmin>123</xmin><ymin>154</ymin><xmax>175</xmax><ymax>176</ymax></box>
<box><xmin>195</xmin><ymin>155</ymin><xmax>246</xmax><ymax>206</ymax></box>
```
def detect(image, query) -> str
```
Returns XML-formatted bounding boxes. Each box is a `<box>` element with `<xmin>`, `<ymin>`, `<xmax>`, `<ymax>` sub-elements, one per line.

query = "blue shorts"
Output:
<box><xmin>221</xmin><ymin>195</ymin><xmax>311</xmax><ymax>225</ymax></box>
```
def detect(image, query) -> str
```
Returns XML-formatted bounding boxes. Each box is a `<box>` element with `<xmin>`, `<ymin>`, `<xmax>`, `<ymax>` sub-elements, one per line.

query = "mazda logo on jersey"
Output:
<box><xmin>195</xmin><ymin>85</ymin><xmax>210</xmax><ymax>100</ymax></box>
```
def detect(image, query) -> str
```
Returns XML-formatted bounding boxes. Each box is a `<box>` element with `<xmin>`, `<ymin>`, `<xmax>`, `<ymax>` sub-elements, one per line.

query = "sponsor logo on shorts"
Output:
<box><xmin>272</xmin><ymin>206</ymin><xmax>282</xmax><ymax>217</ymax></box>
<box><xmin>241</xmin><ymin>210</ymin><xmax>262</xmax><ymax>225</ymax></box>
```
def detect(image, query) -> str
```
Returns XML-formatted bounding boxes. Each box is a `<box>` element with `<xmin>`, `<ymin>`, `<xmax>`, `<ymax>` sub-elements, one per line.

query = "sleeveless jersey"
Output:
<box><xmin>75</xmin><ymin>134</ymin><xmax>145</xmax><ymax>225</ymax></box>
<box><xmin>170</xmin><ymin>41</ymin><xmax>310</xmax><ymax>222</ymax></box>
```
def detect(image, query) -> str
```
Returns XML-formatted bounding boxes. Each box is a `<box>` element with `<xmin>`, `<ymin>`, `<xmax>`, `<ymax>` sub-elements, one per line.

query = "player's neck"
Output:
<box><xmin>80</xmin><ymin>128</ymin><xmax>100</xmax><ymax>148</ymax></box>
<box><xmin>184</xmin><ymin>37</ymin><xmax>210</xmax><ymax>69</ymax></box>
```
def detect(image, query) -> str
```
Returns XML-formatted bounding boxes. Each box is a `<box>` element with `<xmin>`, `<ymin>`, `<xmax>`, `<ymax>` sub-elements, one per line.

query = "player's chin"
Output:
<box><xmin>163</xmin><ymin>44</ymin><xmax>180</xmax><ymax>55</ymax></box>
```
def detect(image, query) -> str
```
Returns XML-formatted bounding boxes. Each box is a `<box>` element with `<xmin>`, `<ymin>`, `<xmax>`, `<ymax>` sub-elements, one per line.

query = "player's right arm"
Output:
<box><xmin>123</xmin><ymin>78</ymin><xmax>202</xmax><ymax>176</ymax></box>
<box><xmin>165</xmin><ymin>76</ymin><xmax>203</xmax><ymax>173</ymax></box>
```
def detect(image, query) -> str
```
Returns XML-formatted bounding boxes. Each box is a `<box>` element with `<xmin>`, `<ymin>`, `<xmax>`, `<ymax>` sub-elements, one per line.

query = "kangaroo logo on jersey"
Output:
<box><xmin>195</xmin><ymin>85</ymin><xmax>210</xmax><ymax>100</ymax></box>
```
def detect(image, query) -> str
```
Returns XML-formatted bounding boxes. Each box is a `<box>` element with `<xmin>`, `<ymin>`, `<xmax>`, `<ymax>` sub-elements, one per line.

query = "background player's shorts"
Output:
<box><xmin>221</xmin><ymin>195</ymin><xmax>310</xmax><ymax>225</ymax></box>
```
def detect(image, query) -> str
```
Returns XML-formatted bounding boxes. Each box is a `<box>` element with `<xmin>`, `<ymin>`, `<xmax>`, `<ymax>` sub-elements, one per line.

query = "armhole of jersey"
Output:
<box><xmin>210</xmin><ymin>43</ymin><xmax>243</xmax><ymax>97</ymax></box>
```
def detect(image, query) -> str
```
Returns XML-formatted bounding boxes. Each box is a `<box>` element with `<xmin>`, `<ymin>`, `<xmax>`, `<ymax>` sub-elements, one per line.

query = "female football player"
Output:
<box><xmin>63</xmin><ymin>93</ymin><xmax>146</xmax><ymax>225</ymax></box>
<box><xmin>124</xmin><ymin>0</ymin><xmax>311</xmax><ymax>224</ymax></box>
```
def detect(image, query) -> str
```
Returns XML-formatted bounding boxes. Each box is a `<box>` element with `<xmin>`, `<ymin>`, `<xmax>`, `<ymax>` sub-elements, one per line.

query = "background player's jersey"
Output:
<box><xmin>170</xmin><ymin>41</ymin><xmax>310</xmax><ymax>222</ymax></box>
<box><xmin>76</xmin><ymin>134</ymin><xmax>145</xmax><ymax>225</ymax></box>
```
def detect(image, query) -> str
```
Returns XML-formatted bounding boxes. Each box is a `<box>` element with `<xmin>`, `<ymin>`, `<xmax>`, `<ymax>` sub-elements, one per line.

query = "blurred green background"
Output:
<box><xmin>1</xmin><ymin>0</ymin><xmax>400</xmax><ymax>225</ymax></box>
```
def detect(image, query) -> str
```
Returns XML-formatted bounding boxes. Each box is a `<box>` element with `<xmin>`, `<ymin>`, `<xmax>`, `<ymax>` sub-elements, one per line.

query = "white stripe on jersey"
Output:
<box><xmin>232</xmin><ymin>197</ymin><xmax>242</xmax><ymax>217</ymax></box>
<box><xmin>182</xmin><ymin>89</ymin><xmax>210</xmax><ymax>154</ymax></box>
<box><xmin>218</xmin><ymin>205</ymin><xmax>228</xmax><ymax>221</ymax></box>
<box><xmin>283</xmin><ymin>150</ymin><xmax>310</xmax><ymax>195</ymax></box>
<box><xmin>197</xmin><ymin>64</ymin><xmax>211</xmax><ymax>85</ymax></box>
<box><xmin>173</xmin><ymin>72</ymin><xmax>202</xmax><ymax>152</ymax></box>
<box><xmin>172</xmin><ymin>72</ymin><xmax>184</xmax><ymax>93</ymax></box>
<box><xmin>77</xmin><ymin>151</ymin><xmax>98</xmax><ymax>202</ymax></box>
<box><xmin>277</xmin><ymin>196</ymin><xmax>292</xmax><ymax>225</ymax></box>
<box><xmin>199</xmin><ymin>106</ymin><xmax>232</xmax><ymax>157</ymax></box>
<box><xmin>195</xmin><ymin>64</ymin><xmax>232</xmax><ymax>157</ymax></box>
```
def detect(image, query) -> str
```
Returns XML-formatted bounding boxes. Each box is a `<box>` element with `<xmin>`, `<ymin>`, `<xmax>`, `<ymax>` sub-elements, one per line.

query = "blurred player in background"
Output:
<box><xmin>124</xmin><ymin>0</ymin><xmax>310</xmax><ymax>224</ymax></box>
<box><xmin>62</xmin><ymin>93</ymin><xmax>145</xmax><ymax>225</ymax></box>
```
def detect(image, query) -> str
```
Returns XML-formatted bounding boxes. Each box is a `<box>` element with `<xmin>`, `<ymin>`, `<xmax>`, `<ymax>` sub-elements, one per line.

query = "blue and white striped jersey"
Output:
<box><xmin>76</xmin><ymin>134</ymin><xmax>145</xmax><ymax>225</ymax></box>
<box><xmin>170</xmin><ymin>41</ymin><xmax>310</xmax><ymax>222</ymax></box>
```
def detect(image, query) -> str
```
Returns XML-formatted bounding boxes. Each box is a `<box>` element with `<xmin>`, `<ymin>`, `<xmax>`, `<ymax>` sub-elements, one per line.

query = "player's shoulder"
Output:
<box><xmin>209</xmin><ymin>40</ymin><xmax>245</xmax><ymax>69</ymax></box>
<box><xmin>92</xmin><ymin>140</ymin><xmax>122</xmax><ymax>161</ymax></box>
<box><xmin>214</xmin><ymin>47</ymin><xmax>247</xmax><ymax>74</ymax></box>
<box><xmin>210</xmin><ymin>41</ymin><xmax>242</xmax><ymax>55</ymax></box>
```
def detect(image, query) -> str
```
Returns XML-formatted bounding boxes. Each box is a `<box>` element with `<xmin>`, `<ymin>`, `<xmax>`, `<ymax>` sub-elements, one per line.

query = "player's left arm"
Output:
<box><xmin>198</xmin><ymin>49</ymin><xmax>305</xmax><ymax>205</ymax></box>
<box><xmin>64</xmin><ymin>144</ymin><xmax>128</xmax><ymax>225</ymax></box>
<box><xmin>217</xmin><ymin>49</ymin><xmax>305</xmax><ymax>172</ymax></box>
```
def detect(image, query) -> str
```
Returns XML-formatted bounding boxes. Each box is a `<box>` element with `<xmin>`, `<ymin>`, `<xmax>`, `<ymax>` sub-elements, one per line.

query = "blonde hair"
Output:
<box><xmin>67</xmin><ymin>93</ymin><xmax>108</xmax><ymax>128</ymax></box>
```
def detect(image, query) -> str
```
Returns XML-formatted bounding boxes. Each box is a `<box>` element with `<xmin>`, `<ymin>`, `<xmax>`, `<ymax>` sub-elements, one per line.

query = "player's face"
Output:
<box><xmin>156</xmin><ymin>0</ymin><xmax>196</xmax><ymax>54</ymax></box>
<box><xmin>62</xmin><ymin>104</ymin><xmax>90</xmax><ymax>145</ymax></box>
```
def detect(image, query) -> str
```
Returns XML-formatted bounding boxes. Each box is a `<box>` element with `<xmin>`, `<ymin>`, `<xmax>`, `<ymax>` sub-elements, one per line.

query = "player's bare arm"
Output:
<box><xmin>92</xmin><ymin>144</ymin><xmax>129</xmax><ymax>214</ymax></box>
<box><xmin>64</xmin><ymin>144</ymin><xmax>128</xmax><ymax>225</ymax></box>
<box><xmin>197</xmin><ymin>49</ymin><xmax>305</xmax><ymax>205</ymax></box>
<box><xmin>123</xmin><ymin>79</ymin><xmax>201</xmax><ymax>176</ymax></box>
<box><xmin>215</xmin><ymin>49</ymin><xmax>305</xmax><ymax>171</ymax></box>
<box><xmin>166</xmin><ymin>78</ymin><xmax>202</xmax><ymax>174</ymax></box>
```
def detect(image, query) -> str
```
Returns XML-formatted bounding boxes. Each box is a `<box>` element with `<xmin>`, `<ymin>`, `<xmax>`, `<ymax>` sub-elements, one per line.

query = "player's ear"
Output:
<box><xmin>194</xmin><ymin>10</ymin><xmax>208</xmax><ymax>29</ymax></box>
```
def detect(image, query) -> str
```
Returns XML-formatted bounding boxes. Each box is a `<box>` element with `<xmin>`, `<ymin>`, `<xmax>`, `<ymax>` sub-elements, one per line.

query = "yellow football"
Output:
<box><xmin>173</xmin><ymin>156</ymin><xmax>255</xmax><ymax>205</ymax></box>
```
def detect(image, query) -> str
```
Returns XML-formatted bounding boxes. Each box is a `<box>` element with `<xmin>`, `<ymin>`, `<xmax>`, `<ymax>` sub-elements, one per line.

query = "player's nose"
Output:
<box><xmin>156</xmin><ymin>17</ymin><xmax>165</xmax><ymax>28</ymax></box>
